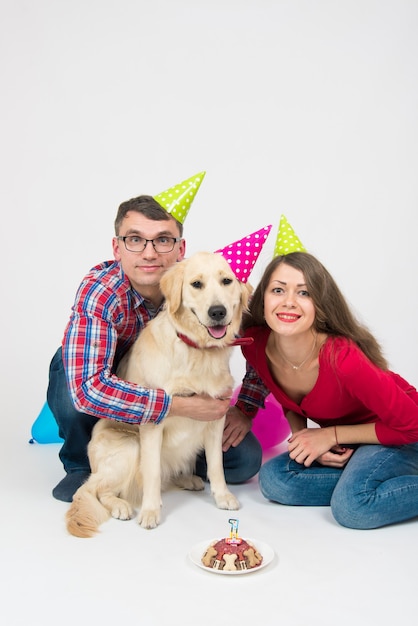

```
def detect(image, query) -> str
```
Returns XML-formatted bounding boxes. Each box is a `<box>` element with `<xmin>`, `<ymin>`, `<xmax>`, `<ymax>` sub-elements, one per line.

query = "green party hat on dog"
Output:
<box><xmin>154</xmin><ymin>171</ymin><xmax>206</xmax><ymax>224</ymax></box>
<box><xmin>274</xmin><ymin>214</ymin><xmax>307</xmax><ymax>256</ymax></box>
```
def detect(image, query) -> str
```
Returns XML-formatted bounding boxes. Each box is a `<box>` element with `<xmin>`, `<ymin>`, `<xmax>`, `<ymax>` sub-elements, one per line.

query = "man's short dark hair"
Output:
<box><xmin>114</xmin><ymin>195</ymin><xmax>183</xmax><ymax>236</ymax></box>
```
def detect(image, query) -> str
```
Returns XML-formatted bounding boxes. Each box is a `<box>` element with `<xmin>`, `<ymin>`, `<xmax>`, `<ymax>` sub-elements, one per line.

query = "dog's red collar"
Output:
<box><xmin>177</xmin><ymin>333</ymin><xmax>254</xmax><ymax>349</ymax></box>
<box><xmin>229</xmin><ymin>336</ymin><xmax>254</xmax><ymax>346</ymax></box>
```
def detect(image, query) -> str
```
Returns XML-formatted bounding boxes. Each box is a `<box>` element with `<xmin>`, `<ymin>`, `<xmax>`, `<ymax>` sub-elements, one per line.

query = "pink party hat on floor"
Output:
<box><xmin>215</xmin><ymin>225</ymin><xmax>272</xmax><ymax>283</ymax></box>
<box><xmin>154</xmin><ymin>171</ymin><xmax>206</xmax><ymax>224</ymax></box>
<box><xmin>274</xmin><ymin>214</ymin><xmax>307</xmax><ymax>256</ymax></box>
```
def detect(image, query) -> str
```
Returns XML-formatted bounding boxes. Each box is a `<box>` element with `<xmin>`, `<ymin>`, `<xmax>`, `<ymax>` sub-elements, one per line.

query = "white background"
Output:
<box><xmin>1</xmin><ymin>0</ymin><xmax>417</xmax><ymax>434</ymax></box>
<box><xmin>1</xmin><ymin>3</ymin><xmax>418</xmax><ymax>625</ymax></box>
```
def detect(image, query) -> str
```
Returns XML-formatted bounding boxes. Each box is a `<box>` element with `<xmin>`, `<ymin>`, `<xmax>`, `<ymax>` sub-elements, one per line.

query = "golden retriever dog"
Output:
<box><xmin>66</xmin><ymin>251</ymin><xmax>252</xmax><ymax>537</ymax></box>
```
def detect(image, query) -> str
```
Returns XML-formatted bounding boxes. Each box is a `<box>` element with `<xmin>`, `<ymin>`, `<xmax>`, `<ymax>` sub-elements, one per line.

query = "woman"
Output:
<box><xmin>235</xmin><ymin>252</ymin><xmax>418</xmax><ymax>529</ymax></box>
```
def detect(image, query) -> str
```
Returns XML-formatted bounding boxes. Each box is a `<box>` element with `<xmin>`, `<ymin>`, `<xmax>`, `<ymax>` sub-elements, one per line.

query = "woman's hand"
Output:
<box><xmin>287</xmin><ymin>427</ymin><xmax>353</xmax><ymax>467</ymax></box>
<box><xmin>315</xmin><ymin>447</ymin><xmax>354</xmax><ymax>468</ymax></box>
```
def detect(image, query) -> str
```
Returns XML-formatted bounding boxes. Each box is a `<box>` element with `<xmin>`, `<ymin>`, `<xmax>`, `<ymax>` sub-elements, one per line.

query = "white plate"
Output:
<box><xmin>188</xmin><ymin>538</ymin><xmax>275</xmax><ymax>575</ymax></box>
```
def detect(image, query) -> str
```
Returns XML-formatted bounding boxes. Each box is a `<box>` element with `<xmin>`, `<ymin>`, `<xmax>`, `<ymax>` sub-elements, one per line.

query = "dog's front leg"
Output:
<box><xmin>137</xmin><ymin>423</ymin><xmax>164</xmax><ymax>529</ymax></box>
<box><xmin>204</xmin><ymin>418</ymin><xmax>240</xmax><ymax>511</ymax></box>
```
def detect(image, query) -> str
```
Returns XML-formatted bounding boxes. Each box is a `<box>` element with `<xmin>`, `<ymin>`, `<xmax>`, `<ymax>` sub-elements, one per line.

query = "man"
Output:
<box><xmin>48</xmin><ymin>173</ymin><xmax>262</xmax><ymax>502</ymax></box>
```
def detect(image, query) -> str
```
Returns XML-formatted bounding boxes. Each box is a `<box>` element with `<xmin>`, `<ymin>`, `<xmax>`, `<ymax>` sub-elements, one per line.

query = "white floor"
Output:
<box><xmin>3</xmin><ymin>423</ymin><xmax>418</xmax><ymax>626</ymax></box>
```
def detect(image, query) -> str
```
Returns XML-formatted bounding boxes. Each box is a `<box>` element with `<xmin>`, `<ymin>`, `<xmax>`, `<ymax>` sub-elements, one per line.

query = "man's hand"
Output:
<box><xmin>169</xmin><ymin>391</ymin><xmax>232</xmax><ymax>423</ymax></box>
<box><xmin>222</xmin><ymin>405</ymin><xmax>252</xmax><ymax>452</ymax></box>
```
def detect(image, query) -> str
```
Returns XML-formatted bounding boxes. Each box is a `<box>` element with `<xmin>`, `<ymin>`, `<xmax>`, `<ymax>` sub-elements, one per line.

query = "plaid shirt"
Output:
<box><xmin>235</xmin><ymin>360</ymin><xmax>270</xmax><ymax>418</ymax></box>
<box><xmin>62</xmin><ymin>260</ymin><xmax>170</xmax><ymax>424</ymax></box>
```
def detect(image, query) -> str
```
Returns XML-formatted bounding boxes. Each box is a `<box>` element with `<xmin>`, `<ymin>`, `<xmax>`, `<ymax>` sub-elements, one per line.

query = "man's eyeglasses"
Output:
<box><xmin>116</xmin><ymin>235</ymin><xmax>181</xmax><ymax>253</ymax></box>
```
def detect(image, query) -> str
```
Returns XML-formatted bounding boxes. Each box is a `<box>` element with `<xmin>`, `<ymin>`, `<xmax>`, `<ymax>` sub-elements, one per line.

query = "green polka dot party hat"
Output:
<box><xmin>274</xmin><ymin>214</ymin><xmax>307</xmax><ymax>256</ymax></box>
<box><xmin>154</xmin><ymin>171</ymin><xmax>206</xmax><ymax>224</ymax></box>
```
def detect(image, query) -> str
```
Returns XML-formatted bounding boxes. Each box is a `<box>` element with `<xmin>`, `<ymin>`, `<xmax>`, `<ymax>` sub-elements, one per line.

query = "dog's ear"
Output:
<box><xmin>160</xmin><ymin>260</ymin><xmax>185</xmax><ymax>315</ymax></box>
<box><xmin>240</xmin><ymin>281</ymin><xmax>253</xmax><ymax>311</ymax></box>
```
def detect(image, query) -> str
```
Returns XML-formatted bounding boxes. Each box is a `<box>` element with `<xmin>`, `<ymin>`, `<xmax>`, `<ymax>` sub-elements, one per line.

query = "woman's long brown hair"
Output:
<box><xmin>242</xmin><ymin>252</ymin><xmax>388</xmax><ymax>370</ymax></box>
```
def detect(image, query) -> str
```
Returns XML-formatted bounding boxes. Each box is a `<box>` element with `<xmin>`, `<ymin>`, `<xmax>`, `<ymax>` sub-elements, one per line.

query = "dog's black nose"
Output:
<box><xmin>208</xmin><ymin>305</ymin><xmax>227</xmax><ymax>322</ymax></box>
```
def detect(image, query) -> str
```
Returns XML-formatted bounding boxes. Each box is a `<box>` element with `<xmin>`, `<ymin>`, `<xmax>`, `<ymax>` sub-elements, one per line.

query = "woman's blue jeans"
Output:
<box><xmin>47</xmin><ymin>347</ymin><xmax>262</xmax><ymax>483</ymax></box>
<box><xmin>258</xmin><ymin>443</ymin><xmax>418</xmax><ymax>529</ymax></box>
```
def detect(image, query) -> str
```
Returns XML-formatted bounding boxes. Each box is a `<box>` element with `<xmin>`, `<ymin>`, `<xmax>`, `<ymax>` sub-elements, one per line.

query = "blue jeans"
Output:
<box><xmin>258</xmin><ymin>443</ymin><xmax>418</xmax><ymax>529</ymax></box>
<box><xmin>47</xmin><ymin>347</ymin><xmax>262</xmax><ymax>483</ymax></box>
<box><xmin>47</xmin><ymin>348</ymin><xmax>98</xmax><ymax>473</ymax></box>
<box><xmin>195</xmin><ymin>433</ymin><xmax>262</xmax><ymax>484</ymax></box>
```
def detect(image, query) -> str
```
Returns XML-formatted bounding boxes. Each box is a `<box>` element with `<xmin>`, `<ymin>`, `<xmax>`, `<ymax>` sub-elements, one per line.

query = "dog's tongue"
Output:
<box><xmin>207</xmin><ymin>325</ymin><xmax>227</xmax><ymax>339</ymax></box>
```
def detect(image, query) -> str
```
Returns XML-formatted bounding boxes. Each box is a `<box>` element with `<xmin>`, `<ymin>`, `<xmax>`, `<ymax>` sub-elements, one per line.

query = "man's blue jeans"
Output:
<box><xmin>47</xmin><ymin>348</ymin><xmax>98</xmax><ymax>473</ymax></box>
<box><xmin>47</xmin><ymin>347</ymin><xmax>262</xmax><ymax>483</ymax></box>
<box><xmin>258</xmin><ymin>443</ymin><xmax>418</xmax><ymax>529</ymax></box>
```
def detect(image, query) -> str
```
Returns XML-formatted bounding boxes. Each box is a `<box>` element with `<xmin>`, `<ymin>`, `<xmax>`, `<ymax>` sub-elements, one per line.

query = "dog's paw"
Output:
<box><xmin>214</xmin><ymin>491</ymin><xmax>240</xmax><ymax>511</ymax></box>
<box><xmin>138</xmin><ymin>508</ymin><xmax>161</xmax><ymax>529</ymax></box>
<box><xmin>111</xmin><ymin>500</ymin><xmax>134</xmax><ymax>521</ymax></box>
<box><xmin>173</xmin><ymin>474</ymin><xmax>205</xmax><ymax>491</ymax></box>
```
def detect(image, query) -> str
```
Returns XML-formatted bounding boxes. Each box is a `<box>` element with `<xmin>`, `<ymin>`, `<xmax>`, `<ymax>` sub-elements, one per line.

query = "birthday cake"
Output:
<box><xmin>201</xmin><ymin>519</ymin><xmax>263</xmax><ymax>572</ymax></box>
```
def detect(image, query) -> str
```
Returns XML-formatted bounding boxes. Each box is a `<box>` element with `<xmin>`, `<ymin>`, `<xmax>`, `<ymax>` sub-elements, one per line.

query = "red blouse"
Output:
<box><xmin>240</xmin><ymin>327</ymin><xmax>418</xmax><ymax>446</ymax></box>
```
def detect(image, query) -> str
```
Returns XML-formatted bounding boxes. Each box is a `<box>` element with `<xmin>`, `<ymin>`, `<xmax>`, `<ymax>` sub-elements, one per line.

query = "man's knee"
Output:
<box><xmin>224</xmin><ymin>433</ymin><xmax>262</xmax><ymax>484</ymax></box>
